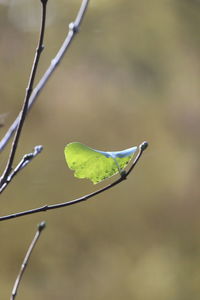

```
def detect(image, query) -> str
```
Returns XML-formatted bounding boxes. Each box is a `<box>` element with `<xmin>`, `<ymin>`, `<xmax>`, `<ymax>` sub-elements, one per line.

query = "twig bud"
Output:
<box><xmin>140</xmin><ymin>141</ymin><xmax>148</xmax><ymax>151</ymax></box>
<box><xmin>38</xmin><ymin>221</ymin><xmax>46</xmax><ymax>232</ymax></box>
<box><xmin>69</xmin><ymin>22</ymin><xmax>79</xmax><ymax>33</ymax></box>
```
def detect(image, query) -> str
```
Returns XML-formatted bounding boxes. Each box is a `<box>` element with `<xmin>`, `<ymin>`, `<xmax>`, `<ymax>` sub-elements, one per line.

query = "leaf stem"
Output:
<box><xmin>112</xmin><ymin>156</ymin><xmax>123</xmax><ymax>175</ymax></box>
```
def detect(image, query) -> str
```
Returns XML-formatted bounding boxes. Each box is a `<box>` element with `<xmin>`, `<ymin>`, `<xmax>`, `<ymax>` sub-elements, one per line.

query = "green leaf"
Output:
<box><xmin>64</xmin><ymin>142</ymin><xmax>137</xmax><ymax>184</ymax></box>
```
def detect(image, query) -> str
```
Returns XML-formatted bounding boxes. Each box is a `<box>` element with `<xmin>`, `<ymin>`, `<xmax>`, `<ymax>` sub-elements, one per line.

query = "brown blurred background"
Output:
<box><xmin>0</xmin><ymin>0</ymin><xmax>200</xmax><ymax>299</ymax></box>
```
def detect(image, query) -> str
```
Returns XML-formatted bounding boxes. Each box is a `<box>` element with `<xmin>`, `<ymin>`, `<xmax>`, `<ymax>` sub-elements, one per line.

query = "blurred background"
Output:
<box><xmin>0</xmin><ymin>0</ymin><xmax>200</xmax><ymax>299</ymax></box>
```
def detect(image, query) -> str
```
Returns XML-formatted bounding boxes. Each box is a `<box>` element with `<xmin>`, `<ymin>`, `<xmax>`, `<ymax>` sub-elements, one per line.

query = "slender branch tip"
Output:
<box><xmin>38</xmin><ymin>221</ymin><xmax>46</xmax><ymax>231</ymax></box>
<box><xmin>140</xmin><ymin>141</ymin><xmax>148</xmax><ymax>152</ymax></box>
<box><xmin>34</xmin><ymin>145</ymin><xmax>43</xmax><ymax>153</ymax></box>
<box><xmin>23</xmin><ymin>145</ymin><xmax>43</xmax><ymax>161</ymax></box>
<box><xmin>11</xmin><ymin>220</ymin><xmax>46</xmax><ymax>299</ymax></box>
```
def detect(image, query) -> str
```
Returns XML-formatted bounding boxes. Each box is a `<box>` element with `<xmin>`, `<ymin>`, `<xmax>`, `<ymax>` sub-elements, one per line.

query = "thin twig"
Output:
<box><xmin>0</xmin><ymin>0</ymin><xmax>48</xmax><ymax>188</ymax></box>
<box><xmin>0</xmin><ymin>0</ymin><xmax>89</xmax><ymax>153</ymax></box>
<box><xmin>0</xmin><ymin>142</ymin><xmax>148</xmax><ymax>222</ymax></box>
<box><xmin>10</xmin><ymin>221</ymin><xmax>46</xmax><ymax>300</ymax></box>
<box><xmin>0</xmin><ymin>145</ymin><xmax>43</xmax><ymax>193</ymax></box>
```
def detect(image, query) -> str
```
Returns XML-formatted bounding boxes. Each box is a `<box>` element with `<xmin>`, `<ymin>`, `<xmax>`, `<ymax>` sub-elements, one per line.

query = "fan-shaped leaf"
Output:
<box><xmin>64</xmin><ymin>142</ymin><xmax>137</xmax><ymax>184</ymax></box>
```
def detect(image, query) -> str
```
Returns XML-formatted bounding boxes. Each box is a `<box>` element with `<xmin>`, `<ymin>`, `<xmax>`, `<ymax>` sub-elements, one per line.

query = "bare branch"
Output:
<box><xmin>0</xmin><ymin>142</ymin><xmax>148</xmax><ymax>222</ymax></box>
<box><xmin>0</xmin><ymin>0</ymin><xmax>89</xmax><ymax>153</ymax></box>
<box><xmin>10</xmin><ymin>221</ymin><xmax>46</xmax><ymax>300</ymax></box>
<box><xmin>0</xmin><ymin>0</ymin><xmax>48</xmax><ymax>188</ymax></box>
<box><xmin>0</xmin><ymin>145</ymin><xmax>43</xmax><ymax>194</ymax></box>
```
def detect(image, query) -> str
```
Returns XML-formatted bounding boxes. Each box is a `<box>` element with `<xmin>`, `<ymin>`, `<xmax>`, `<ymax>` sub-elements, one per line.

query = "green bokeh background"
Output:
<box><xmin>0</xmin><ymin>0</ymin><xmax>200</xmax><ymax>299</ymax></box>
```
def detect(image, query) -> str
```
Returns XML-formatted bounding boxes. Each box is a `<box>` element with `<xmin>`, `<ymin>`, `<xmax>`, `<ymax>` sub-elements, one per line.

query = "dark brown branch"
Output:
<box><xmin>0</xmin><ymin>145</ymin><xmax>43</xmax><ymax>193</ymax></box>
<box><xmin>10</xmin><ymin>221</ymin><xmax>46</xmax><ymax>300</ymax></box>
<box><xmin>0</xmin><ymin>142</ymin><xmax>148</xmax><ymax>222</ymax></box>
<box><xmin>0</xmin><ymin>0</ymin><xmax>89</xmax><ymax>153</ymax></box>
<box><xmin>0</xmin><ymin>0</ymin><xmax>48</xmax><ymax>188</ymax></box>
